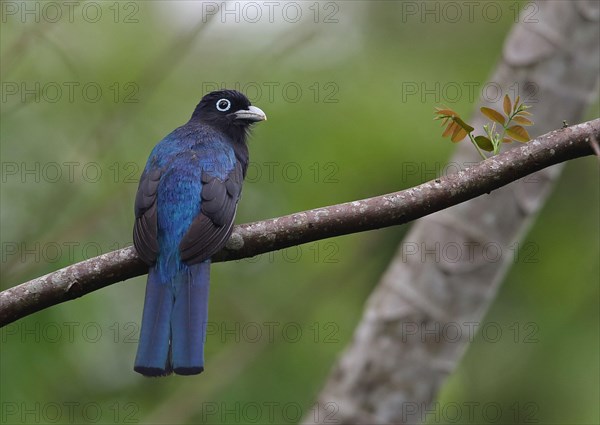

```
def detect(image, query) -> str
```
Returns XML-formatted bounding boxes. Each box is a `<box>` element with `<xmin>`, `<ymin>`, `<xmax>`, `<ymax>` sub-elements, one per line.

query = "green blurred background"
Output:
<box><xmin>1</xmin><ymin>1</ymin><xmax>598</xmax><ymax>424</ymax></box>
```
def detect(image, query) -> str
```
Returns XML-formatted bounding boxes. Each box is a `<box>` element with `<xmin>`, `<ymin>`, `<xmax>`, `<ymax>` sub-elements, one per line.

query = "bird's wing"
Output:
<box><xmin>179</xmin><ymin>159</ymin><xmax>244</xmax><ymax>264</ymax></box>
<box><xmin>133</xmin><ymin>166</ymin><xmax>161</xmax><ymax>265</ymax></box>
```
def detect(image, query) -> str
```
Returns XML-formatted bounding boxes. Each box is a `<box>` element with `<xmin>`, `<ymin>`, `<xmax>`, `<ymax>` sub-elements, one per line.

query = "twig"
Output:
<box><xmin>588</xmin><ymin>134</ymin><xmax>600</xmax><ymax>162</ymax></box>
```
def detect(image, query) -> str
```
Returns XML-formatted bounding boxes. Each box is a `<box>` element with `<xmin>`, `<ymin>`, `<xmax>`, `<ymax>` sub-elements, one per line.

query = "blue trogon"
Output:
<box><xmin>132</xmin><ymin>90</ymin><xmax>266</xmax><ymax>376</ymax></box>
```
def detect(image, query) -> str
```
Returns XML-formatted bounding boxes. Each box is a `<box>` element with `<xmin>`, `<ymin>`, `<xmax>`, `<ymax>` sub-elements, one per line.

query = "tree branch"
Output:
<box><xmin>1</xmin><ymin>118</ymin><xmax>598</xmax><ymax>327</ymax></box>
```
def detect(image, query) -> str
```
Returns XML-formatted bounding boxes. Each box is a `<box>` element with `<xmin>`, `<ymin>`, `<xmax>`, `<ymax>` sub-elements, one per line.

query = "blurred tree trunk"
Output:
<box><xmin>305</xmin><ymin>2</ymin><xmax>599</xmax><ymax>424</ymax></box>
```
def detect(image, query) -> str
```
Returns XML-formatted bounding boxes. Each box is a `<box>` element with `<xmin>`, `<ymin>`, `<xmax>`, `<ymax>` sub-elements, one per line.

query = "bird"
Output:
<box><xmin>132</xmin><ymin>90</ymin><xmax>266</xmax><ymax>376</ymax></box>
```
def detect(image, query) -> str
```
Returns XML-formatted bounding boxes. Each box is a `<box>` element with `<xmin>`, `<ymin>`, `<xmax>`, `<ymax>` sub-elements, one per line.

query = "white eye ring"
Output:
<box><xmin>216</xmin><ymin>98</ymin><xmax>231</xmax><ymax>112</ymax></box>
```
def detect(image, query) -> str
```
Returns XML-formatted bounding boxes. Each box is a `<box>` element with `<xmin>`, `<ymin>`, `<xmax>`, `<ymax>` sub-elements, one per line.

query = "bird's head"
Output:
<box><xmin>191</xmin><ymin>90</ymin><xmax>266</xmax><ymax>143</ymax></box>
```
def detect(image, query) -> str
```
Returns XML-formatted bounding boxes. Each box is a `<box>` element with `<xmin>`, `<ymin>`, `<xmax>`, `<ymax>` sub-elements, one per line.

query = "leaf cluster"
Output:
<box><xmin>434</xmin><ymin>94</ymin><xmax>534</xmax><ymax>159</ymax></box>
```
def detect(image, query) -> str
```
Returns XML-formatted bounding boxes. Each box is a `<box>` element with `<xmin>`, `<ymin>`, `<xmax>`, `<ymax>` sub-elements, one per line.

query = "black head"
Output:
<box><xmin>190</xmin><ymin>90</ymin><xmax>266</xmax><ymax>143</ymax></box>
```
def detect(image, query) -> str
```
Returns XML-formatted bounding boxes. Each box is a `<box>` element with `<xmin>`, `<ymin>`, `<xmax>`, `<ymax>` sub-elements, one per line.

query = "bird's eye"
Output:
<box><xmin>216</xmin><ymin>99</ymin><xmax>231</xmax><ymax>112</ymax></box>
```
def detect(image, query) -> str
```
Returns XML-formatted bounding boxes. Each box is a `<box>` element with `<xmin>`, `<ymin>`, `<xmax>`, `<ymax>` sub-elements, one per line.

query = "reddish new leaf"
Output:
<box><xmin>442</xmin><ymin>121</ymin><xmax>458</xmax><ymax>138</ymax></box>
<box><xmin>451</xmin><ymin>127</ymin><xmax>468</xmax><ymax>142</ymax></box>
<box><xmin>506</xmin><ymin>125</ymin><xmax>531</xmax><ymax>142</ymax></box>
<box><xmin>481</xmin><ymin>107</ymin><xmax>506</xmax><ymax>125</ymax></box>
<box><xmin>434</xmin><ymin>108</ymin><xmax>458</xmax><ymax>117</ymax></box>
<box><xmin>503</xmin><ymin>95</ymin><xmax>512</xmax><ymax>116</ymax></box>
<box><xmin>513</xmin><ymin>116</ymin><xmax>534</xmax><ymax>126</ymax></box>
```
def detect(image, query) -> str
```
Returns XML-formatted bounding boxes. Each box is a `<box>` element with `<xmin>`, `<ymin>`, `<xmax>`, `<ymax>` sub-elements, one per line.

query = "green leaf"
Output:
<box><xmin>506</xmin><ymin>125</ymin><xmax>531</xmax><ymax>142</ymax></box>
<box><xmin>503</xmin><ymin>95</ymin><xmax>512</xmax><ymax>116</ymax></box>
<box><xmin>513</xmin><ymin>95</ymin><xmax>520</xmax><ymax>112</ymax></box>
<box><xmin>453</xmin><ymin>116</ymin><xmax>474</xmax><ymax>133</ymax></box>
<box><xmin>480</xmin><ymin>107</ymin><xmax>506</xmax><ymax>125</ymax></box>
<box><xmin>474</xmin><ymin>135</ymin><xmax>494</xmax><ymax>151</ymax></box>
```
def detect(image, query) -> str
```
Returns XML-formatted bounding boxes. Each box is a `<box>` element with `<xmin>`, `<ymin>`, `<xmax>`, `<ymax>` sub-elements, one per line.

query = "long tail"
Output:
<box><xmin>134</xmin><ymin>261</ymin><xmax>210</xmax><ymax>376</ymax></box>
<box><xmin>171</xmin><ymin>261</ymin><xmax>210</xmax><ymax>375</ymax></box>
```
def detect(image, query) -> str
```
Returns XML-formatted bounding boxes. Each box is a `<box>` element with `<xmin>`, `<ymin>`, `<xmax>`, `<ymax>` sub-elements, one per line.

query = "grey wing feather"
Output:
<box><xmin>133</xmin><ymin>168</ymin><xmax>161</xmax><ymax>265</ymax></box>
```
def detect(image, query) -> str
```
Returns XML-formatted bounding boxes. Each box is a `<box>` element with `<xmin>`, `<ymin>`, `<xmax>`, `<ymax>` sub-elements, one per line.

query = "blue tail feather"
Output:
<box><xmin>172</xmin><ymin>261</ymin><xmax>210</xmax><ymax>375</ymax></box>
<box><xmin>134</xmin><ymin>261</ymin><xmax>210</xmax><ymax>377</ymax></box>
